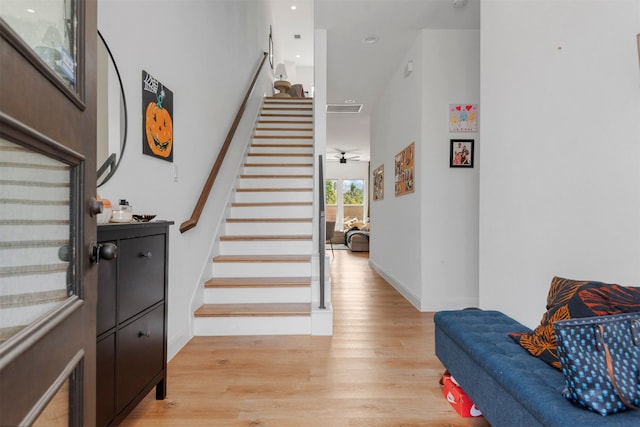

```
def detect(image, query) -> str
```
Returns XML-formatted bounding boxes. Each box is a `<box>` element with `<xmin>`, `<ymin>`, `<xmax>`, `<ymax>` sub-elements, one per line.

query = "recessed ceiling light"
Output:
<box><xmin>27</xmin><ymin>8</ymin><xmax>35</xmax><ymax>13</ymax></box>
<box><xmin>296</xmin><ymin>54</ymin><xmax>300</xmax><ymax>58</ymax></box>
<box><xmin>363</xmin><ymin>36</ymin><xmax>378</xmax><ymax>44</ymax></box>
<box><xmin>291</xmin><ymin>5</ymin><xmax>297</xmax><ymax>10</ymax></box>
<box><xmin>345</xmin><ymin>99</ymin><xmax>356</xmax><ymax>104</ymax></box>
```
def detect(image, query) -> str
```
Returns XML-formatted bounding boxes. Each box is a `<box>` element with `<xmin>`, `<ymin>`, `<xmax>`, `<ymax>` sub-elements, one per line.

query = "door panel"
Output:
<box><xmin>0</xmin><ymin>0</ymin><xmax>97</xmax><ymax>424</ymax></box>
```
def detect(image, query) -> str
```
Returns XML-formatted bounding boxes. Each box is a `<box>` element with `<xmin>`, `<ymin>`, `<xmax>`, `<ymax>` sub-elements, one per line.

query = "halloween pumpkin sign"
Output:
<box><xmin>142</xmin><ymin>70</ymin><xmax>174</xmax><ymax>161</ymax></box>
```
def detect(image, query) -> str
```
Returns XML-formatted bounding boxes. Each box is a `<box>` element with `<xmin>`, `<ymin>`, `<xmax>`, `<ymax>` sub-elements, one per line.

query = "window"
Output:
<box><xmin>325</xmin><ymin>178</ymin><xmax>367</xmax><ymax>230</ymax></box>
<box><xmin>342</xmin><ymin>179</ymin><xmax>364</xmax><ymax>222</ymax></box>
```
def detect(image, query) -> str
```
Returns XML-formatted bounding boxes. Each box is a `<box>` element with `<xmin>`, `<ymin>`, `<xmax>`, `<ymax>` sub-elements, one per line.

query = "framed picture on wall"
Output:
<box><xmin>450</xmin><ymin>139</ymin><xmax>474</xmax><ymax>168</ymax></box>
<box><xmin>373</xmin><ymin>164</ymin><xmax>384</xmax><ymax>201</ymax></box>
<box><xmin>637</xmin><ymin>33</ymin><xmax>640</xmax><ymax>67</ymax></box>
<box><xmin>142</xmin><ymin>70</ymin><xmax>174</xmax><ymax>162</ymax></box>
<box><xmin>395</xmin><ymin>142</ymin><xmax>415</xmax><ymax>196</ymax></box>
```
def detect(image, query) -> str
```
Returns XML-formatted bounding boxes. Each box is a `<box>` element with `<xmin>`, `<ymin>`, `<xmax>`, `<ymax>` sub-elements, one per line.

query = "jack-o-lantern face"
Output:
<box><xmin>145</xmin><ymin>102</ymin><xmax>173</xmax><ymax>157</ymax></box>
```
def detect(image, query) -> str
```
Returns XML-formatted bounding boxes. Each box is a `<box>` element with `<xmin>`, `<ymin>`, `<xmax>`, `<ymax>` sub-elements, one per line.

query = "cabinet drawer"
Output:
<box><xmin>116</xmin><ymin>304</ymin><xmax>164</xmax><ymax>413</ymax></box>
<box><xmin>118</xmin><ymin>234</ymin><xmax>165</xmax><ymax>322</ymax></box>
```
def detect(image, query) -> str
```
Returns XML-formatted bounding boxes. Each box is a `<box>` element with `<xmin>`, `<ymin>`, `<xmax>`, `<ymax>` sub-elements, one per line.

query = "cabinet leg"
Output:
<box><xmin>155</xmin><ymin>378</ymin><xmax>167</xmax><ymax>400</ymax></box>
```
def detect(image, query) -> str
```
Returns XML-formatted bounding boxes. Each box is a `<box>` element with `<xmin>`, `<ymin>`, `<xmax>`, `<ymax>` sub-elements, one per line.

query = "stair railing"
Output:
<box><xmin>180</xmin><ymin>52</ymin><xmax>268</xmax><ymax>233</ymax></box>
<box><xmin>318</xmin><ymin>154</ymin><xmax>326</xmax><ymax>309</ymax></box>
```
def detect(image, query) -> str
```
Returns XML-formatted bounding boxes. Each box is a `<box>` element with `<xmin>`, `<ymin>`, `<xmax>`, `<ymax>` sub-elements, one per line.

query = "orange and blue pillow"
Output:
<box><xmin>508</xmin><ymin>276</ymin><xmax>640</xmax><ymax>369</ymax></box>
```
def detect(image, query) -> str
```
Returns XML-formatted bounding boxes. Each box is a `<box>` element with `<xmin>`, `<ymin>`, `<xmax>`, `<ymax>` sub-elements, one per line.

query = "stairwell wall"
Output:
<box><xmin>97</xmin><ymin>0</ymin><xmax>273</xmax><ymax>360</ymax></box>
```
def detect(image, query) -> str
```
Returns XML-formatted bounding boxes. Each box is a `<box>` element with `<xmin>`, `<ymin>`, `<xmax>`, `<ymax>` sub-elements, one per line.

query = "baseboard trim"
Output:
<box><xmin>368</xmin><ymin>259</ymin><xmax>421</xmax><ymax>310</ymax></box>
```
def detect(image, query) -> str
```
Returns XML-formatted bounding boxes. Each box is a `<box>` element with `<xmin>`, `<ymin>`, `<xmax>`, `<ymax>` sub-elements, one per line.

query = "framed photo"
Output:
<box><xmin>450</xmin><ymin>139</ymin><xmax>474</xmax><ymax>168</ymax></box>
<box><xmin>373</xmin><ymin>164</ymin><xmax>384</xmax><ymax>201</ymax></box>
<box><xmin>395</xmin><ymin>142</ymin><xmax>415</xmax><ymax>196</ymax></box>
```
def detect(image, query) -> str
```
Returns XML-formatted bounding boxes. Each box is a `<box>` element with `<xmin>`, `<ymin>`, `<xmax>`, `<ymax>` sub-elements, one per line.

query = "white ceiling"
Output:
<box><xmin>270</xmin><ymin>0</ymin><xmax>480</xmax><ymax>162</ymax></box>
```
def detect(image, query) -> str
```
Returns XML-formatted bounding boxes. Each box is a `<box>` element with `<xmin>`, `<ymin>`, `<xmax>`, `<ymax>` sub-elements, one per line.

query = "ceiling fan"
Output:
<box><xmin>332</xmin><ymin>151</ymin><xmax>360</xmax><ymax>164</ymax></box>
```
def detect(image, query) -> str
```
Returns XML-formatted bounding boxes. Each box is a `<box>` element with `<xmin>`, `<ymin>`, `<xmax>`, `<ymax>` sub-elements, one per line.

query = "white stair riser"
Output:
<box><xmin>259</xmin><ymin>115</ymin><xmax>312</xmax><ymax>122</ymax></box>
<box><xmin>247</xmin><ymin>153</ymin><xmax>313</xmax><ymax>162</ymax></box>
<box><xmin>219</xmin><ymin>240</ymin><xmax>312</xmax><ymax>255</ymax></box>
<box><xmin>234</xmin><ymin>191</ymin><xmax>312</xmax><ymax>203</ymax></box>
<box><xmin>211</xmin><ymin>261</ymin><xmax>311</xmax><ymax>277</ymax></box>
<box><xmin>256</xmin><ymin>122</ymin><xmax>313</xmax><ymax>129</ymax></box>
<box><xmin>229</xmin><ymin>205</ymin><xmax>313</xmax><ymax>218</ymax></box>
<box><xmin>204</xmin><ymin>287</ymin><xmax>310</xmax><ymax>304</ymax></box>
<box><xmin>252</xmin><ymin>137</ymin><xmax>314</xmax><ymax>145</ymax></box>
<box><xmin>242</xmin><ymin>165</ymin><xmax>313</xmax><ymax>175</ymax></box>
<box><xmin>261</xmin><ymin>108</ymin><xmax>312</xmax><ymax>115</ymax></box>
<box><xmin>225</xmin><ymin>222</ymin><xmax>311</xmax><ymax>235</ymax></box>
<box><xmin>249</xmin><ymin>145</ymin><xmax>313</xmax><ymax>155</ymax></box>
<box><xmin>254</xmin><ymin>129</ymin><xmax>313</xmax><ymax>137</ymax></box>
<box><xmin>237</xmin><ymin>178</ymin><xmax>313</xmax><ymax>189</ymax></box>
<box><xmin>194</xmin><ymin>316</ymin><xmax>311</xmax><ymax>336</ymax></box>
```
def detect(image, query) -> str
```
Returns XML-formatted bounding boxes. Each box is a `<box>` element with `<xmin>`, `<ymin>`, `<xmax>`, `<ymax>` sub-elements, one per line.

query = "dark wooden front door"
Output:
<box><xmin>0</xmin><ymin>1</ymin><xmax>98</xmax><ymax>425</ymax></box>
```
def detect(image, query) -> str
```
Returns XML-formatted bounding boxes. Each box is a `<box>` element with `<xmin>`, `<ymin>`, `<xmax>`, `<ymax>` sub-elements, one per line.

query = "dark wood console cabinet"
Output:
<box><xmin>97</xmin><ymin>221</ymin><xmax>173</xmax><ymax>426</ymax></box>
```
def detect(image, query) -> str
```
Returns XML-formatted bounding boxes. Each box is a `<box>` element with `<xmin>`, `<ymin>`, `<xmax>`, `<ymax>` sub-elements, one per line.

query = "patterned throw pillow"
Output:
<box><xmin>509</xmin><ymin>276</ymin><xmax>640</xmax><ymax>369</ymax></box>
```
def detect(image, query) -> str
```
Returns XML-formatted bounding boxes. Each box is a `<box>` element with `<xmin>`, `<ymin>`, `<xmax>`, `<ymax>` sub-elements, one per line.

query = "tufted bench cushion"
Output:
<box><xmin>434</xmin><ymin>310</ymin><xmax>640</xmax><ymax>426</ymax></box>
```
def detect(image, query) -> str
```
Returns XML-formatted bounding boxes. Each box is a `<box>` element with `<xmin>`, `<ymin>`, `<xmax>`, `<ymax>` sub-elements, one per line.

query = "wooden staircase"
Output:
<box><xmin>193</xmin><ymin>97</ymin><xmax>317</xmax><ymax>336</ymax></box>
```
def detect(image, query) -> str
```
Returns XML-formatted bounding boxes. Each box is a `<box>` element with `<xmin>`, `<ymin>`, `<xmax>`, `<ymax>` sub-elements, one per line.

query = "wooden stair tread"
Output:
<box><xmin>258</xmin><ymin>120</ymin><xmax>313</xmax><ymax>124</ymax></box>
<box><xmin>212</xmin><ymin>255</ymin><xmax>311</xmax><ymax>263</ymax></box>
<box><xmin>255</xmin><ymin>127</ymin><xmax>313</xmax><ymax>132</ymax></box>
<box><xmin>220</xmin><ymin>235</ymin><xmax>311</xmax><ymax>241</ymax></box>
<box><xmin>239</xmin><ymin>175</ymin><xmax>313</xmax><ymax>179</ymax></box>
<box><xmin>195</xmin><ymin>303</ymin><xmax>311</xmax><ymax>317</ymax></box>
<box><xmin>251</xmin><ymin>143</ymin><xmax>313</xmax><ymax>147</ymax></box>
<box><xmin>244</xmin><ymin>163</ymin><xmax>313</xmax><ymax>167</ymax></box>
<box><xmin>204</xmin><ymin>277</ymin><xmax>311</xmax><ymax>288</ymax></box>
<box><xmin>247</xmin><ymin>152</ymin><xmax>313</xmax><ymax>157</ymax></box>
<box><xmin>264</xmin><ymin>98</ymin><xmax>313</xmax><ymax>102</ymax></box>
<box><xmin>236</xmin><ymin>188</ymin><xmax>312</xmax><ymax>192</ymax></box>
<box><xmin>226</xmin><ymin>218</ymin><xmax>311</xmax><ymax>223</ymax></box>
<box><xmin>260</xmin><ymin>114</ymin><xmax>313</xmax><ymax>118</ymax></box>
<box><xmin>263</xmin><ymin>106</ymin><xmax>313</xmax><ymax>110</ymax></box>
<box><xmin>253</xmin><ymin>135</ymin><xmax>313</xmax><ymax>139</ymax></box>
<box><xmin>231</xmin><ymin>201</ymin><xmax>311</xmax><ymax>207</ymax></box>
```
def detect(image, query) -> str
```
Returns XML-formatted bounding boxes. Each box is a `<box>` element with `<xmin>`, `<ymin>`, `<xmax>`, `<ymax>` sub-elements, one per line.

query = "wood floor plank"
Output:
<box><xmin>120</xmin><ymin>251</ymin><xmax>490</xmax><ymax>427</ymax></box>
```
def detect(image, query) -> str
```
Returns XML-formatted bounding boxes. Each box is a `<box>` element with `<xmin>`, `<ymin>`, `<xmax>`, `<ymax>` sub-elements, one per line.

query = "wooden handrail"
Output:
<box><xmin>180</xmin><ymin>52</ymin><xmax>269</xmax><ymax>233</ymax></box>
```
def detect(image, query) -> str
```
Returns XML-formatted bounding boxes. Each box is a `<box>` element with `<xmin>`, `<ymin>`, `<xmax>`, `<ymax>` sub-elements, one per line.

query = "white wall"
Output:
<box><xmin>369</xmin><ymin>29</ymin><xmax>480</xmax><ymax>310</ymax></box>
<box><xmin>480</xmin><ymin>0</ymin><xmax>640</xmax><ymax>327</ymax></box>
<box><xmin>97</xmin><ymin>0</ymin><xmax>272</xmax><ymax>360</ymax></box>
<box><xmin>369</xmin><ymin>35</ymin><xmax>424</xmax><ymax>307</ymax></box>
<box><xmin>420</xmin><ymin>29</ymin><xmax>480</xmax><ymax>311</ymax></box>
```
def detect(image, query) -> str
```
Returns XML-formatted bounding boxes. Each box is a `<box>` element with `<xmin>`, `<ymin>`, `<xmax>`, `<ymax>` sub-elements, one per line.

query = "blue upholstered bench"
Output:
<box><xmin>434</xmin><ymin>310</ymin><xmax>640</xmax><ymax>426</ymax></box>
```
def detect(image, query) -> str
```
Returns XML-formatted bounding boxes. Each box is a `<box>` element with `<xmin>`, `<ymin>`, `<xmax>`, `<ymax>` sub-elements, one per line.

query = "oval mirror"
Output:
<box><xmin>97</xmin><ymin>30</ymin><xmax>127</xmax><ymax>187</ymax></box>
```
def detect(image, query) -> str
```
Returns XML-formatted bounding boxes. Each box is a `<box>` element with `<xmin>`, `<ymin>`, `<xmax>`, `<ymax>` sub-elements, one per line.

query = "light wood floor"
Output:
<box><xmin>121</xmin><ymin>250</ymin><xmax>490</xmax><ymax>426</ymax></box>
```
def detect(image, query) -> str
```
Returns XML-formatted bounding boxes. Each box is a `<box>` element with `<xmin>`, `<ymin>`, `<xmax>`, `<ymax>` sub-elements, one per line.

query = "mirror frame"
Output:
<box><xmin>97</xmin><ymin>30</ymin><xmax>127</xmax><ymax>187</ymax></box>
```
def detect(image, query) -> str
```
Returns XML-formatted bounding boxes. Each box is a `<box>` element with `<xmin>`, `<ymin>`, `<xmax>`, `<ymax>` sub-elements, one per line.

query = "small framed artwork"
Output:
<box><xmin>450</xmin><ymin>139</ymin><xmax>474</xmax><ymax>168</ymax></box>
<box><xmin>395</xmin><ymin>142</ymin><xmax>415</xmax><ymax>196</ymax></box>
<box><xmin>373</xmin><ymin>164</ymin><xmax>384</xmax><ymax>201</ymax></box>
<box><xmin>142</xmin><ymin>70</ymin><xmax>174</xmax><ymax>162</ymax></box>
<box><xmin>449</xmin><ymin>104</ymin><xmax>478</xmax><ymax>132</ymax></box>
